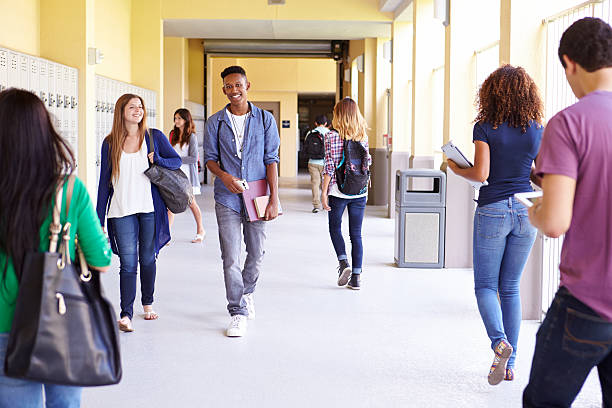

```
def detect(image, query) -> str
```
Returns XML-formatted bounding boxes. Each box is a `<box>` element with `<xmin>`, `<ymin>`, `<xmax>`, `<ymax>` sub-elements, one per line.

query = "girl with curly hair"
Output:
<box><xmin>447</xmin><ymin>65</ymin><xmax>543</xmax><ymax>386</ymax></box>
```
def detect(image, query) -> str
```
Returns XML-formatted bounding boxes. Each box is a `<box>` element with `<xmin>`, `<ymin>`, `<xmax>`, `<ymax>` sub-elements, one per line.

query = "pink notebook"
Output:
<box><xmin>241</xmin><ymin>179</ymin><xmax>281</xmax><ymax>222</ymax></box>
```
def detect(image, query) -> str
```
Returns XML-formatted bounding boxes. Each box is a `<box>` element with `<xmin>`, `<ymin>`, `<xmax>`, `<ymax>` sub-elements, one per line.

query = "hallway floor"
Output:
<box><xmin>83</xmin><ymin>177</ymin><xmax>602</xmax><ymax>408</ymax></box>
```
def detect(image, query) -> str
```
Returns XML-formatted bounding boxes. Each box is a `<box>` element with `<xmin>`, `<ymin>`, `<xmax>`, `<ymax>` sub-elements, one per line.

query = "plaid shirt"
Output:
<box><xmin>323</xmin><ymin>130</ymin><xmax>371</xmax><ymax>190</ymax></box>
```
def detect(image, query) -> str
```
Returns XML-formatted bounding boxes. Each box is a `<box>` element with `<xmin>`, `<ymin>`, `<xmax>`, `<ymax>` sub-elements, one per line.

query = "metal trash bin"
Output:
<box><xmin>394</xmin><ymin>169</ymin><xmax>446</xmax><ymax>268</ymax></box>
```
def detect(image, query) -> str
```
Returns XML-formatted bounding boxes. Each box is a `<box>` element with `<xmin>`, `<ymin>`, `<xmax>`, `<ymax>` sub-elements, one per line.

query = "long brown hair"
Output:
<box><xmin>106</xmin><ymin>94</ymin><xmax>147</xmax><ymax>182</ymax></box>
<box><xmin>475</xmin><ymin>65</ymin><xmax>543</xmax><ymax>132</ymax></box>
<box><xmin>0</xmin><ymin>89</ymin><xmax>75</xmax><ymax>282</ymax></box>
<box><xmin>170</xmin><ymin>108</ymin><xmax>196</xmax><ymax>148</ymax></box>
<box><xmin>331</xmin><ymin>97</ymin><xmax>368</xmax><ymax>142</ymax></box>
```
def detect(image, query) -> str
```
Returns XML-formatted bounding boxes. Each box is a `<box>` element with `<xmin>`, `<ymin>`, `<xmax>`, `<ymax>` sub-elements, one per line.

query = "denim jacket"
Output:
<box><xmin>204</xmin><ymin>103</ymin><xmax>280</xmax><ymax>213</ymax></box>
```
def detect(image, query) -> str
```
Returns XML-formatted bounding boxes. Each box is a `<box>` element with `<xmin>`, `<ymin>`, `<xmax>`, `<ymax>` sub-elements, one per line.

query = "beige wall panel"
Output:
<box><xmin>95</xmin><ymin>0</ymin><xmax>131</xmax><ymax>82</ymax></box>
<box><xmin>0</xmin><ymin>0</ymin><xmax>39</xmax><ymax>55</ymax></box>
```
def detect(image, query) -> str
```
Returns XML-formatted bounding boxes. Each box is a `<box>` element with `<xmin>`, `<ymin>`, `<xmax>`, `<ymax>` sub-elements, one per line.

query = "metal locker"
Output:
<box><xmin>18</xmin><ymin>54</ymin><xmax>29</xmax><ymax>90</ymax></box>
<box><xmin>54</xmin><ymin>63</ymin><xmax>65</xmax><ymax>136</ymax></box>
<box><xmin>47</xmin><ymin>63</ymin><xmax>58</xmax><ymax>130</ymax></box>
<box><xmin>0</xmin><ymin>49</ymin><xmax>8</xmax><ymax>92</ymax></box>
<box><xmin>8</xmin><ymin>52</ymin><xmax>19</xmax><ymax>88</ymax></box>
<box><xmin>28</xmin><ymin>57</ymin><xmax>39</xmax><ymax>97</ymax></box>
<box><xmin>38</xmin><ymin>60</ymin><xmax>49</xmax><ymax>107</ymax></box>
<box><xmin>69</xmin><ymin>67</ymin><xmax>78</xmax><ymax>164</ymax></box>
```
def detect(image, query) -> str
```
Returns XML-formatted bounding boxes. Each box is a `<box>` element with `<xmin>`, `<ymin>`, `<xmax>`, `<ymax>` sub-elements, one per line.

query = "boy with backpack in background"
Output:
<box><xmin>303</xmin><ymin>115</ymin><xmax>329</xmax><ymax>213</ymax></box>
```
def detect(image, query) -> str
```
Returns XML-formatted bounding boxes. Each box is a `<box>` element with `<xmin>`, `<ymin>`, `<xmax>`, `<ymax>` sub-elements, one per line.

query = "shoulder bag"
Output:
<box><xmin>144</xmin><ymin>129</ymin><xmax>193</xmax><ymax>213</ymax></box>
<box><xmin>5</xmin><ymin>175</ymin><xmax>122</xmax><ymax>386</ymax></box>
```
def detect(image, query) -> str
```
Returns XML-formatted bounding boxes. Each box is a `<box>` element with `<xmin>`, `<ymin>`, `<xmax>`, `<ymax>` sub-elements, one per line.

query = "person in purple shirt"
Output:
<box><xmin>523</xmin><ymin>17</ymin><xmax>612</xmax><ymax>407</ymax></box>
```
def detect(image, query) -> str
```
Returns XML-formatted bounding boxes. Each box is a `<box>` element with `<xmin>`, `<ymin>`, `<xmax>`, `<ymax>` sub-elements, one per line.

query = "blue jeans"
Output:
<box><xmin>523</xmin><ymin>287</ymin><xmax>612</xmax><ymax>407</ymax></box>
<box><xmin>0</xmin><ymin>333</ymin><xmax>81</xmax><ymax>408</ymax></box>
<box><xmin>215</xmin><ymin>203</ymin><xmax>266</xmax><ymax>316</ymax></box>
<box><xmin>328</xmin><ymin>195</ymin><xmax>366</xmax><ymax>274</ymax></box>
<box><xmin>109</xmin><ymin>212</ymin><xmax>156</xmax><ymax>320</ymax></box>
<box><xmin>473</xmin><ymin>198</ymin><xmax>537</xmax><ymax>368</ymax></box>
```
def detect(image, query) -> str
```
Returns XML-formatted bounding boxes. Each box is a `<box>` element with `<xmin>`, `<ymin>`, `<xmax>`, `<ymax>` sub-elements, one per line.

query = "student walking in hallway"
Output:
<box><xmin>523</xmin><ymin>17</ymin><xmax>612</xmax><ymax>407</ymax></box>
<box><xmin>97</xmin><ymin>94</ymin><xmax>181</xmax><ymax>332</ymax></box>
<box><xmin>321</xmin><ymin>98</ymin><xmax>371</xmax><ymax>290</ymax></box>
<box><xmin>447</xmin><ymin>65</ymin><xmax>543</xmax><ymax>385</ymax></box>
<box><xmin>0</xmin><ymin>89</ymin><xmax>112</xmax><ymax>406</ymax></box>
<box><xmin>204</xmin><ymin>66</ymin><xmax>280</xmax><ymax>337</ymax></box>
<box><xmin>304</xmin><ymin>115</ymin><xmax>330</xmax><ymax>213</ymax></box>
<box><xmin>168</xmin><ymin>108</ymin><xmax>206</xmax><ymax>243</ymax></box>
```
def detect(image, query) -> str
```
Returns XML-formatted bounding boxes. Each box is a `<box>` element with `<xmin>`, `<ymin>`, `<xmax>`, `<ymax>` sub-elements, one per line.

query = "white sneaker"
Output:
<box><xmin>226</xmin><ymin>315</ymin><xmax>247</xmax><ymax>337</ymax></box>
<box><xmin>244</xmin><ymin>293</ymin><xmax>256</xmax><ymax>320</ymax></box>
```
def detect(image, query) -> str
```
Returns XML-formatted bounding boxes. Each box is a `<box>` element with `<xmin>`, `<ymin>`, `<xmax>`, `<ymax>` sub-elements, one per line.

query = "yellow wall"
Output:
<box><xmin>391</xmin><ymin>21</ymin><xmax>413</xmax><ymax>154</ymax></box>
<box><xmin>445</xmin><ymin>0</ymin><xmax>500</xmax><ymax>156</ymax></box>
<box><xmin>131</xmin><ymin>0</ymin><xmax>164</xmax><ymax>130</ymax></box>
<box><xmin>210</xmin><ymin>57</ymin><xmax>335</xmax><ymax>178</ymax></box>
<box><xmin>94</xmin><ymin>0</ymin><xmax>131</xmax><ymax>82</ymax></box>
<box><xmin>187</xmin><ymin>39</ymin><xmax>204</xmax><ymax>104</ymax></box>
<box><xmin>412</xmin><ymin>0</ymin><xmax>445</xmax><ymax>157</ymax></box>
<box><xmin>500</xmin><ymin>0</ymin><xmax>584</xmax><ymax>103</ymax></box>
<box><xmin>161</xmin><ymin>0</ymin><xmax>392</xmax><ymax>21</ymax></box>
<box><xmin>0</xmin><ymin>0</ymin><xmax>40</xmax><ymax>55</ymax></box>
<box><xmin>163</xmin><ymin>37</ymin><xmax>186</xmax><ymax>133</ymax></box>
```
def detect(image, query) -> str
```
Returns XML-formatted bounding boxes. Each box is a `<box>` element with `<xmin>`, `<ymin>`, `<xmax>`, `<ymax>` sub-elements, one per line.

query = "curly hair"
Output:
<box><xmin>475</xmin><ymin>64</ymin><xmax>543</xmax><ymax>132</ymax></box>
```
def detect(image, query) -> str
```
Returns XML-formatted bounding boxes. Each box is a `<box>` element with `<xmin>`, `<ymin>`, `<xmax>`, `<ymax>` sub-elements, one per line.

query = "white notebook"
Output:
<box><xmin>441</xmin><ymin>140</ymin><xmax>488</xmax><ymax>189</ymax></box>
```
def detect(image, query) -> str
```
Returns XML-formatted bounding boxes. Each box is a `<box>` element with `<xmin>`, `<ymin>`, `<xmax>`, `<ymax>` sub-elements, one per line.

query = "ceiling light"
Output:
<box><xmin>268</xmin><ymin>0</ymin><xmax>285</xmax><ymax>4</ymax></box>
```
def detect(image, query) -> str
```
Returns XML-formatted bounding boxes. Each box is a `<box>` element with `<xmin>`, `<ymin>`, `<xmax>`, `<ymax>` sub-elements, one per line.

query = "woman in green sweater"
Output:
<box><xmin>0</xmin><ymin>89</ymin><xmax>112</xmax><ymax>407</ymax></box>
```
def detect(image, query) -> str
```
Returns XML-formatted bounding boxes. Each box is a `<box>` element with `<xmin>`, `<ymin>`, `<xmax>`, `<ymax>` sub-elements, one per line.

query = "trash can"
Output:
<box><xmin>394</xmin><ymin>169</ymin><xmax>446</xmax><ymax>268</ymax></box>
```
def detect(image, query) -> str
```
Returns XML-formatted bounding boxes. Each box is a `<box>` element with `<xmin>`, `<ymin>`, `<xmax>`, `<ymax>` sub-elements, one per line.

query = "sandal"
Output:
<box><xmin>118</xmin><ymin>317</ymin><xmax>134</xmax><ymax>332</ymax></box>
<box><xmin>143</xmin><ymin>308</ymin><xmax>159</xmax><ymax>320</ymax></box>
<box><xmin>192</xmin><ymin>231</ymin><xmax>206</xmax><ymax>243</ymax></box>
<box><xmin>504</xmin><ymin>368</ymin><xmax>515</xmax><ymax>381</ymax></box>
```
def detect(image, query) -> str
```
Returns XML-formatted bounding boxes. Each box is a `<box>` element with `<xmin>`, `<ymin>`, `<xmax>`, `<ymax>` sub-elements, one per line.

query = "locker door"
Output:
<box><xmin>69</xmin><ymin>67</ymin><xmax>78</xmax><ymax>165</ymax></box>
<box><xmin>38</xmin><ymin>60</ymin><xmax>49</xmax><ymax>108</ymax></box>
<box><xmin>18</xmin><ymin>54</ymin><xmax>28</xmax><ymax>90</ymax></box>
<box><xmin>55</xmin><ymin>63</ymin><xmax>65</xmax><ymax>139</ymax></box>
<box><xmin>0</xmin><ymin>49</ymin><xmax>8</xmax><ymax>92</ymax></box>
<box><xmin>47</xmin><ymin>62</ymin><xmax>57</xmax><ymax>129</ymax></box>
<box><xmin>29</xmin><ymin>57</ymin><xmax>39</xmax><ymax>97</ymax></box>
<box><xmin>8</xmin><ymin>52</ymin><xmax>19</xmax><ymax>88</ymax></box>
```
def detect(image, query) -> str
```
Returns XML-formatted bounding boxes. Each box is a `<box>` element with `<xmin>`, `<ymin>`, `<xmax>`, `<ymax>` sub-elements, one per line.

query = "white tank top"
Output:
<box><xmin>107</xmin><ymin>141</ymin><xmax>155</xmax><ymax>218</ymax></box>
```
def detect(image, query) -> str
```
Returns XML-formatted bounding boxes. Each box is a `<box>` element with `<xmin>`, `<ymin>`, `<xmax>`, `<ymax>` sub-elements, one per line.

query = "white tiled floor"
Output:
<box><xmin>82</xmin><ymin>176</ymin><xmax>603</xmax><ymax>407</ymax></box>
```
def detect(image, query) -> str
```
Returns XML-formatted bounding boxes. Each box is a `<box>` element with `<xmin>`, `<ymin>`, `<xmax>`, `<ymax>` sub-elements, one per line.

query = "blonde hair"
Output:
<box><xmin>106</xmin><ymin>94</ymin><xmax>147</xmax><ymax>182</ymax></box>
<box><xmin>331</xmin><ymin>98</ymin><xmax>368</xmax><ymax>142</ymax></box>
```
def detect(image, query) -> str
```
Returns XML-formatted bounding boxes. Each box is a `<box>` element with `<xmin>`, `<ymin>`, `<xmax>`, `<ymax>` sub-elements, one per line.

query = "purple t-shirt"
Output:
<box><xmin>536</xmin><ymin>90</ymin><xmax>612</xmax><ymax>322</ymax></box>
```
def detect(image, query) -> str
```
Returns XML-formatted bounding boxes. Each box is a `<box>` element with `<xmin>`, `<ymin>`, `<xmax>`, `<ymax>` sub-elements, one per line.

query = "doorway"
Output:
<box><xmin>297</xmin><ymin>93</ymin><xmax>335</xmax><ymax>170</ymax></box>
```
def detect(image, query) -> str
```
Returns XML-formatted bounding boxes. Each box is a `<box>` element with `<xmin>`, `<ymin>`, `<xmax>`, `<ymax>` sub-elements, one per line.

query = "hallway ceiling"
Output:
<box><xmin>163</xmin><ymin>19</ymin><xmax>392</xmax><ymax>40</ymax></box>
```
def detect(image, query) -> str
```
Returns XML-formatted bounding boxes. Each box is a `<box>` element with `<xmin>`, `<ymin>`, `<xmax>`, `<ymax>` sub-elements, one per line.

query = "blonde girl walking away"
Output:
<box><xmin>321</xmin><ymin>97</ymin><xmax>371</xmax><ymax>290</ymax></box>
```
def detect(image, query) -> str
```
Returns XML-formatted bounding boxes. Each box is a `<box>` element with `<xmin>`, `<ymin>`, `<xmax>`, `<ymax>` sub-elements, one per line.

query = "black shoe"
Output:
<box><xmin>337</xmin><ymin>260</ymin><xmax>351</xmax><ymax>286</ymax></box>
<box><xmin>347</xmin><ymin>274</ymin><xmax>361</xmax><ymax>290</ymax></box>
<box><xmin>312</xmin><ymin>208</ymin><xmax>320</xmax><ymax>213</ymax></box>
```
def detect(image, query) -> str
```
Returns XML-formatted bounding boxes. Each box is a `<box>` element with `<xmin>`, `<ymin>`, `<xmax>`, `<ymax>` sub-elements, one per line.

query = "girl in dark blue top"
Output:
<box><xmin>448</xmin><ymin>65</ymin><xmax>543</xmax><ymax>386</ymax></box>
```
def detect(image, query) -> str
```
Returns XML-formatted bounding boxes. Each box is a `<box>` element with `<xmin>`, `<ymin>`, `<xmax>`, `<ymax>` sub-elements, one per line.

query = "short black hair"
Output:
<box><xmin>315</xmin><ymin>115</ymin><xmax>328</xmax><ymax>125</ymax></box>
<box><xmin>559</xmin><ymin>17</ymin><xmax>612</xmax><ymax>72</ymax></box>
<box><xmin>221</xmin><ymin>65</ymin><xmax>247</xmax><ymax>80</ymax></box>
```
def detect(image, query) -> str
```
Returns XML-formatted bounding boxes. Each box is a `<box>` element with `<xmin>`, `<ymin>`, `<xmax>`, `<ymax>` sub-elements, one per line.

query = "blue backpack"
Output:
<box><xmin>335</xmin><ymin>140</ymin><xmax>370</xmax><ymax>195</ymax></box>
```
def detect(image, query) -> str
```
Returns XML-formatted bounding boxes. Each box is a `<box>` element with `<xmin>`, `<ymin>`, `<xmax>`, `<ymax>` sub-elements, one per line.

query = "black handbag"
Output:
<box><xmin>144</xmin><ymin>129</ymin><xmax>193</xmax><ymax>213</ymax></box>
<box><xmin>4</xmin><ymin>175</ymin><xmax>122</xmax><ymax>386</ymax></box>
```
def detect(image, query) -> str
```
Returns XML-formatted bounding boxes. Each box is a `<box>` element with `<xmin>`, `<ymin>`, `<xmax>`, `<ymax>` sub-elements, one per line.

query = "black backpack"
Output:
<box><xmin>303</xmin><ymin>130</ymin><xmax>325</xmax><ymax>160</ymax></box>
<box><xmin>335</xmin><ymin>140</ymin><xmax>370</xmax><ymax>195</ymax></box>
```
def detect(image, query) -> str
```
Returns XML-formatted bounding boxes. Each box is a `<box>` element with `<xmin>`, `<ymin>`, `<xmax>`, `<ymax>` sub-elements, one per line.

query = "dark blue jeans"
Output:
<box><xmin>328</xmin><ymin>195</ymin><xmax>366</xmax><ymax>274</ymax></box>
<box><xmin>523</xmin><ymin>287</ymin><xmax>612</xmax><ymax>407</ymax></box>
<box><xmin>109</xmin><ymin>212</ymin><xmax>156</xmax><ymax>320</ymax></box>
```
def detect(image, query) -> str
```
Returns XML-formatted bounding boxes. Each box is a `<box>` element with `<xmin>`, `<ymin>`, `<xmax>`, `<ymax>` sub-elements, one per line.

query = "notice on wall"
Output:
<box><xmin>282</xmin><ymin>120</ymin><xmax>290</xmax><ymax>128</ymax></box>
